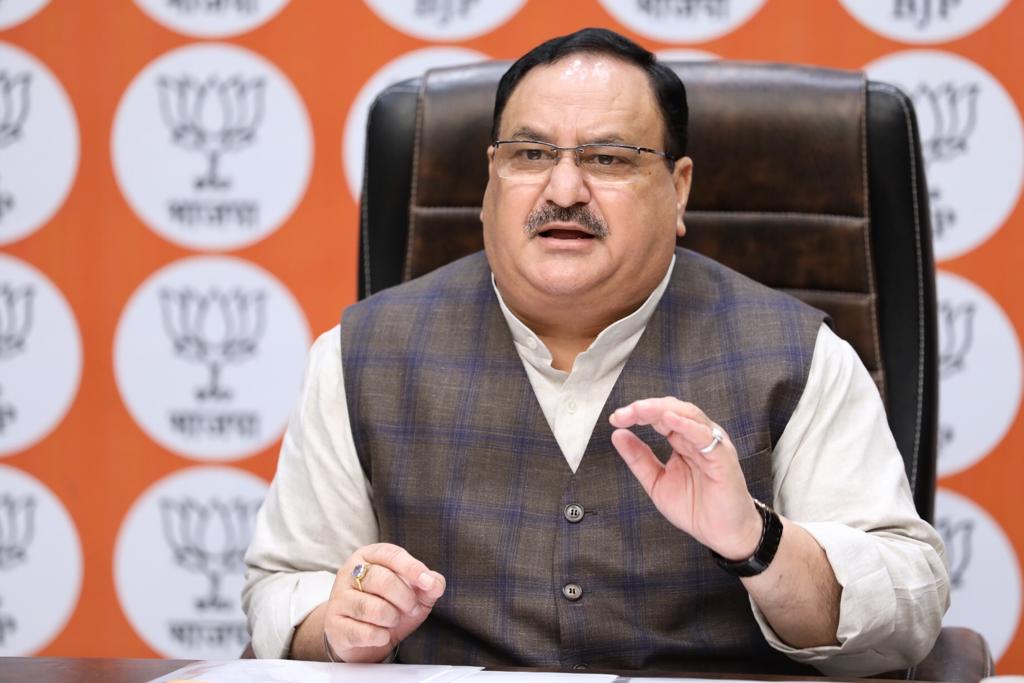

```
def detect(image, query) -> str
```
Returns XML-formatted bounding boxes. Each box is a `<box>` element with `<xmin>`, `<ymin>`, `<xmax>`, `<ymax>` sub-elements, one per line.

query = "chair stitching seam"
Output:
<box><xmin>411</xmin><ymin>206</ymin><xmax>484</xmax><ymax>213</ymax></box>
<box><xmin>782</xmin><ymin>288</ymin><xmax>875</xmax><ymax>300</ymax></box>
<box><xmin>404</xmin><ymin>77</ymin><xmax>429</xmax><ymax>283</ymax></box>
<box><xmin>411</xmin><ymin>206</ymin><xmax>870</xmax><ymax>222</ymax></box>
<box><xmin>687</xmin><ymin>210</ymin><xmax>867</xmax><ymax>221</ymax></box>
<box><xmin>360</xmin><ymin>93</ymin><xmax>383</xmax><ymax>296</ymax></box>
<box><xmin>869</xmin><ymin>81</ymin><xmax>925</xmax><ymax>493</ymax></box>
<box><xmin>859</xmin><ymin>77</ymin><xmax>885</xmax><ymax>403</ymax></box>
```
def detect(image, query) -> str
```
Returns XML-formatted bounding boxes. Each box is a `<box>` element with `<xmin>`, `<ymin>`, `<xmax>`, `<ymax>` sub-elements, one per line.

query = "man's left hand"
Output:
<box><xmin>609</xmin><ymin>397</ymin><xmax>762</xmax><ymax>560</ymax></box>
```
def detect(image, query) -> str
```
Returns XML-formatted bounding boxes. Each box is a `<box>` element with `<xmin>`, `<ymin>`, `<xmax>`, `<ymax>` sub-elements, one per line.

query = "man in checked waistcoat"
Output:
<box><xmin>243</xmin><ymin>28</ymin><xmax>948</xmax><ymax>676</ymax></box>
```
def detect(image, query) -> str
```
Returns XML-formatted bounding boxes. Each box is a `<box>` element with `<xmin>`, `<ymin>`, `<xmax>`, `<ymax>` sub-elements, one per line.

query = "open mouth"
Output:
<box><xmin>539</xmin><ymin>228</ymin><xmax>595</xmax><ymax>240</ymax></box>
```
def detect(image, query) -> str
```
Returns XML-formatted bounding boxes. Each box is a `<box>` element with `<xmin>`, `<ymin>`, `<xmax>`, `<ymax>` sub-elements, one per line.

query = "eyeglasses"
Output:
<box><xmin>492</xmin><ymin>140</ymin><xmax>675</xmax><ymax>185</ymax></box>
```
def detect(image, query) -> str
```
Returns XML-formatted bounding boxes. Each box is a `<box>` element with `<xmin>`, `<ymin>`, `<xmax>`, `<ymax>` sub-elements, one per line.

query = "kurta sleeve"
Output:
<box><xmin>754</xmin><ymin>323</ymin><xmax>949</xmax><ymax>676</ymax></box>
<box><xmin>242</xmin><ymin>325</ymin><xmax>379</xmax><ymax>658</ymax></box>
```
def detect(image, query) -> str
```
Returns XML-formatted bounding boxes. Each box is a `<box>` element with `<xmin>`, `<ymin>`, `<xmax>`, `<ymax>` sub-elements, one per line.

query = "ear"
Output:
<box><xmin>672</xmin><ymin>156</ymin><xmax>693</xmax><ymax>238</ymax></box>
<box><xmin>482</xmin><ymin>146</ymin><xmax>496</xmax><ymax>223</ymax></box>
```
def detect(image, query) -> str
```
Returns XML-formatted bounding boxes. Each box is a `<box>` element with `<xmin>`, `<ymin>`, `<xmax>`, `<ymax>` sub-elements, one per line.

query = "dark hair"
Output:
<box><xmin>491</xmin><ymin>27</ymin><xmax>688</xmax><ymax>160</ymax></box>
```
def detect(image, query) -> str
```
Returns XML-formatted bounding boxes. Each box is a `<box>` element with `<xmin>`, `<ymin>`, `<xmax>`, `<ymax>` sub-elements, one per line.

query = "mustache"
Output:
<box><xmin>524</xmin><ymin>204</ymin><xmax>609</xmax><ymax>239</ymax></box>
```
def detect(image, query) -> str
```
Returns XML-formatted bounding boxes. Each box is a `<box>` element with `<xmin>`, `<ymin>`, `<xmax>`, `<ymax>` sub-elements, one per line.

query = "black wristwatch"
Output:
<box><xmin>711</xmin><ymin>498</ymin><xmax>783</xmax><ymax>577</ymax></box>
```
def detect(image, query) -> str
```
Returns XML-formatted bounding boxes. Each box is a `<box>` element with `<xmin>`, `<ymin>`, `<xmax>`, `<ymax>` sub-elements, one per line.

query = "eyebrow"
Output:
<box><xmin>503</xmin><ymin>127</ymin><xmax>630</xmax><ymax>146</ymax></box>
<box><xmin>582</xmin><ymin>134</ymin><xmax>627</xmax><ymax>145</ymax></box>
<box><xmin>506</xmin><ymin>126</ymin><xmax>551</xmax><ymax>141</ymax></box>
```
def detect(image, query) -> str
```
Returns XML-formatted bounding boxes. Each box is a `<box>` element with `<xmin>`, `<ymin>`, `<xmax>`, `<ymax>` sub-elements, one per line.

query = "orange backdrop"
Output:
<box><xmin>1</xmin><ymin>0</ymin><xmax>1022</xmax><ymax>671</ymax></box>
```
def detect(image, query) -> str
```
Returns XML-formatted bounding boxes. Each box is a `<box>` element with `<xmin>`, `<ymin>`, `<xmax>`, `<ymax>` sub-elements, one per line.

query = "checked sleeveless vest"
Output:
<box><xmin>341</xmin><ymin>249</ymin><xmax>825</xmax><ymax>673</ymax></box>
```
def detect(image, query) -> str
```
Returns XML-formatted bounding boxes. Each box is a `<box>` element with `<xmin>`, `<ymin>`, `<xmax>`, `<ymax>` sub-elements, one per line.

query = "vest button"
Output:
<box><xmin>562</xmin><ymin>583</ymin><xmax>583</xmax><ymax>601</ymax></box>
<box><xmin>563</xmin><ymin>504</ymin><xmax>585</xmax><ymax>523</ymax></box>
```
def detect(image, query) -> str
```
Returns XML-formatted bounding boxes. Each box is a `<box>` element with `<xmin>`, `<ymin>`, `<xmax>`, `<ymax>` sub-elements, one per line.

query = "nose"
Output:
<box><xmin>542</xmin><ymin>150</ymin><xmax>592</xmax><ymax>207</ymax></box>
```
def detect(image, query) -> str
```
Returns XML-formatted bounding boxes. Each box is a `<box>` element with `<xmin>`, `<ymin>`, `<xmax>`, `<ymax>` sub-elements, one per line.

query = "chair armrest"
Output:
<box><xmin>906</xmin><ymin>626</ymin><xmax>994</xmax><ymax>683</ymax></box>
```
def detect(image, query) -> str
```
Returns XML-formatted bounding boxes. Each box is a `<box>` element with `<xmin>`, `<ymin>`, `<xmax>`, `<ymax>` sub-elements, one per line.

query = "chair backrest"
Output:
<box><xmin>359</xmin><ymin>60</ymin><xmax>938</xmax><ymax>521</ymax></box>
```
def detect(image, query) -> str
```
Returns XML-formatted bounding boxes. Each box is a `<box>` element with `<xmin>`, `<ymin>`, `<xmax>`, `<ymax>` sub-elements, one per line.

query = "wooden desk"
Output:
<box><xmin>0</xmin><ymin>657</ymin><xmax>190</xmax><ymax>682</ymax></box>
<box><xmin>0</xmin><ymin>658</ymin><xmax>865</xmax><ymax>683</ymax></box>
<box><xmin>0</xmin><ymin>648</ymin><xmax>989</xmax><ymax>683</ymax></box>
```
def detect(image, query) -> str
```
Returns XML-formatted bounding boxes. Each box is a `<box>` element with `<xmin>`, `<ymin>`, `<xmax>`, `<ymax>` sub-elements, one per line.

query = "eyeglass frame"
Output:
<box><xmin>491</xmin><ymin>139</ymin><xmax>677</xmax><ymax>182</ymax></box>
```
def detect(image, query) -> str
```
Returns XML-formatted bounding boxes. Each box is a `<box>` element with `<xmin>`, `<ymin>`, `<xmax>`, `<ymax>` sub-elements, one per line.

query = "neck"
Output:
<box><xmin>498</xmin><ymin>288</ymin><xmax>649</xmax><ymax>372</ymax></box>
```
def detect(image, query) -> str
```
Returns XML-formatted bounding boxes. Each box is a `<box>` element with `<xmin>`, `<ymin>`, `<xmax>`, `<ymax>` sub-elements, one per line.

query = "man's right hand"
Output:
<box><xmin>322</xmin><ymin>543</ymin><xmax>446</xmax><ymax>663</ymax></box>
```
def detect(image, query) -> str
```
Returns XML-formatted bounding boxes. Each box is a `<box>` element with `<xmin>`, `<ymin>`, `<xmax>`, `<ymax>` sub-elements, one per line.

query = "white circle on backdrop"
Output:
<box><xmin>363</xmin><ymin>0</ymin><xmax>525</xmax><ymax>41</ymax></box>
<box><xmin>935</xmin><ymin>487</ymin><xmax>1022</xmax><ymax>661</ymax></box>
<box><xmin>134</xmin><ymin>0</ymin><xmax>291</xmax><ymax>38</ymax></box>
<box><xmin>839</xmin><ymin>0</ymin><xmax>1010</xmax><ymax>44</ymax></box>
<box><xmin>865</xmin><ymin>50</ymin><xmax>1023</xmax><ymax>262</ymax></box>
<box><xmin>0</xmin><ymin>464</ymin><xmax>82</xmax><ymax>655</ymax></box>
<box><xmin>111</xmin><ymin>42</ymin><xmax>312</xmax><ymax>252</ymax></box>
<box><xmin>114</xmin><ymin>466</ymin><xmax>268</xmax><ymax>659</ymax></box>
<box><xmin>598</xmin><ymin>0</ymin><xmax>766</xmax><ymax>43</ymax></box>
<box><xmin>934</xmin><ymin>270</ymin><xmax>1022</xmax><ymax>477</ymax></box>
<box><xmin>0</xmin><ymin>0</ymin><xmax>50</xmax><ymax>29</ymax></box>
<box><xmin>0</xmin><ymin>41</ymin><xmax>79</xmax><ymax>246</ymax></box>
<box><xmin>113</xmin><ymin>255</ymin><xmax>310</xmax><ymax>461</ymax></box>
<box><xmin>342</xmin><ymin>46</ymin><xmax>487</xmax><ymax>199</ymax></box>
<box><xmin>656</xmin><ymin>48</ymin><xmax>720</xmax><ymax>62</ymax></box>
<box><xmin>0</xmin><ymin>254</ymin><xmax>81</xmax><ymax>456</ymax></box>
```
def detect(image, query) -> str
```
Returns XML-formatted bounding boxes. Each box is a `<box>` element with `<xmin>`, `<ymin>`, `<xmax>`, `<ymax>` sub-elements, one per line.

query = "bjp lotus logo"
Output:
<box><xmin>0</xmin><ymin>493</ymin><xmax>35</xmax><ymax>646</ymax></box>
<box><xmin>159</xmin><ymin>496</ymin><xmax>262</xmax><ymax>611</ymax></box>
<box><xmin>0</xmin><ymin>493</ymin><xmax>34</xmax><ymax>570</ymax></box>
<box><xmin>156</xmin><ymin>75</ymin><xmax>265</xmax><ymax>190</ymax></box>
<box><xmin>911</xmin><ymin>82</ymin><xmax>979</xmax><ymax>167</ymax></box>
<box><xmin>929</xmin><ymin>188</ymin><xmax>956</xmax><ymax>240</ymax></box>
<box><xmin>938</xmin><ymin>422</ymin><xmax>954</xmax><ymax>456</ymax></box>
<box><xmin>0</xmin><ymin>284</ymin><xmax>33</xmax><ymax>433</ymax></box>
<box><xmin>159</xmin><ymin>287</ymin><xmax>266</xmax><ymax>401</ymax></box>
<box><xmin>0</xmin><ymin>71</ymin><xmax>30</xmax><ymax>150</ymax></box>
<box><xmin>936</xmin><ymin>516</ymin><xmax>974</xmax><ymax>589</ymax></box>
<box><xmin>0</xmin><ymin>603</ymin><xmax>12</xmax><ymax>646</ymax></box>
<box><xmin>0</xmin><ymin>71</ymin><xmax>30</xmax><ymax>221</ymax></box>
<box><xmin>938</xmin><ymin>300</ymin><xmax>975</xmax><ymax>379</ymax></box>
<box><xmin>0</xmin><ymin>284</ymin><xmax>34</xmax><ymax>361</ymax></box>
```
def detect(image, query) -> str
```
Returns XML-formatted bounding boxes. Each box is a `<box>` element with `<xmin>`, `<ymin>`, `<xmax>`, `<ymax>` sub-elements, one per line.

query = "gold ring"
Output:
<box><xmin>351</xmin><ymin>561</ymin><xmax>371</xmax><ymax>591</ymax></box>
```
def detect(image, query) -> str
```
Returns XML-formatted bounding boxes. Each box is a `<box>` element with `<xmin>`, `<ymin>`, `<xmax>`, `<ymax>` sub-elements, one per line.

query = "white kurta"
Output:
<box><xmin>243</xmin><ymin>258</ymin><xmax>949</xmax><ymax>676</ymax></box>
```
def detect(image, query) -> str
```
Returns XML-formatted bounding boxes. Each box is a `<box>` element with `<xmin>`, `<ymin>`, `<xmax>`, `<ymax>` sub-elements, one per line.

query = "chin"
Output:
<box><xmin>528</xmin><ymin>266</ymin><xmax>603</xmax><ymax>299</ymax></box>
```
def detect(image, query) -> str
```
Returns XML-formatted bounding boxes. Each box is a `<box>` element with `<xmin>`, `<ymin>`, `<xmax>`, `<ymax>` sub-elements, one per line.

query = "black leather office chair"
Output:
<box><xmin>357</xmin><ymin>60</ymin><xmax>993</xmax><ymax>682</ymax></box>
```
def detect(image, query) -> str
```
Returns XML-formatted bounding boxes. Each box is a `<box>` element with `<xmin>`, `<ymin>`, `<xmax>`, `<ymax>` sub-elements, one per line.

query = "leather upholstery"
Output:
<box><xmin>358</xmin><ymin>60</ymin><xmax>992</xmax><ymax>679</ymax></box>
<box><xmin>907</xmin><ymin>627</ymin><xmax>995</xmax><ymax>683</ymax></box>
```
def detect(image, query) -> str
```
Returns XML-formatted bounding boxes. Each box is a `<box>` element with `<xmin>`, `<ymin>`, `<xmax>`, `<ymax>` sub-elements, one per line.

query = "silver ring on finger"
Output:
<box><xmin>699</xmin><ymin>426</ymin><xmax>724</xmax><ymax>454</ymax></box>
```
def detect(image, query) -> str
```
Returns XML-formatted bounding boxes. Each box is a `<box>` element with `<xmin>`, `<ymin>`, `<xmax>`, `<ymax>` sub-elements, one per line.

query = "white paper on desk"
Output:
<box><xmin>149</xmin><ymin>659</ymin><xmax>482</xmax><ymax>683</ymax></box>
<box><xmin>623</xmin><ymin>678</ymin><xmax>803</xmax><ymax>683</ymax></box>
<box><xmin>458</xmin><ymin>672</ymin><xmax>618</xmax><ymax>683</ymax></box>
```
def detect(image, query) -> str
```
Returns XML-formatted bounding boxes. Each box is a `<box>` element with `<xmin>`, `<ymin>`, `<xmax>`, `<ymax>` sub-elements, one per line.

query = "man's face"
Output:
<box><xmin>481</xmin><ymin>54</ymin><xmax>692</xmax><ymax>314</ymax></box>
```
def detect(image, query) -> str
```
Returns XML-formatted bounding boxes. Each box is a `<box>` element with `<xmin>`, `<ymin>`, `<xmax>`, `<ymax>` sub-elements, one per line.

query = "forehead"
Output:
<box><xmin>499</xmin><ymin>54</ymin><xmax>664</xmax><ymax>144</ymax></box>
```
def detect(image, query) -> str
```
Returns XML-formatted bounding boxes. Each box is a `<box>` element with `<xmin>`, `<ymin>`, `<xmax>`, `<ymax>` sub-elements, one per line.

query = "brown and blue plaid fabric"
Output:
<box><xmin>341</xmin><ymin>249</ymin><xmax>825</xmax><ymax>673</ymax></box>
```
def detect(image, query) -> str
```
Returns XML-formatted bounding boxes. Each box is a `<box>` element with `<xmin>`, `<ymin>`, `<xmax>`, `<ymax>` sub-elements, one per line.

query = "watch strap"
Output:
<box><xmin>710</xmin><ymin>498</ymin><xmax>783</xmax><ymax>577</ymax></box>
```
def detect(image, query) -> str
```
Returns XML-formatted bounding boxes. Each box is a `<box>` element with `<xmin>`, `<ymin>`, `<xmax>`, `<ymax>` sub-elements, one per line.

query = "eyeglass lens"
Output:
<box><xmin>494</xmin><ymin>142</ymin><xmax>656</xmax><ymax>184</ymax></box>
